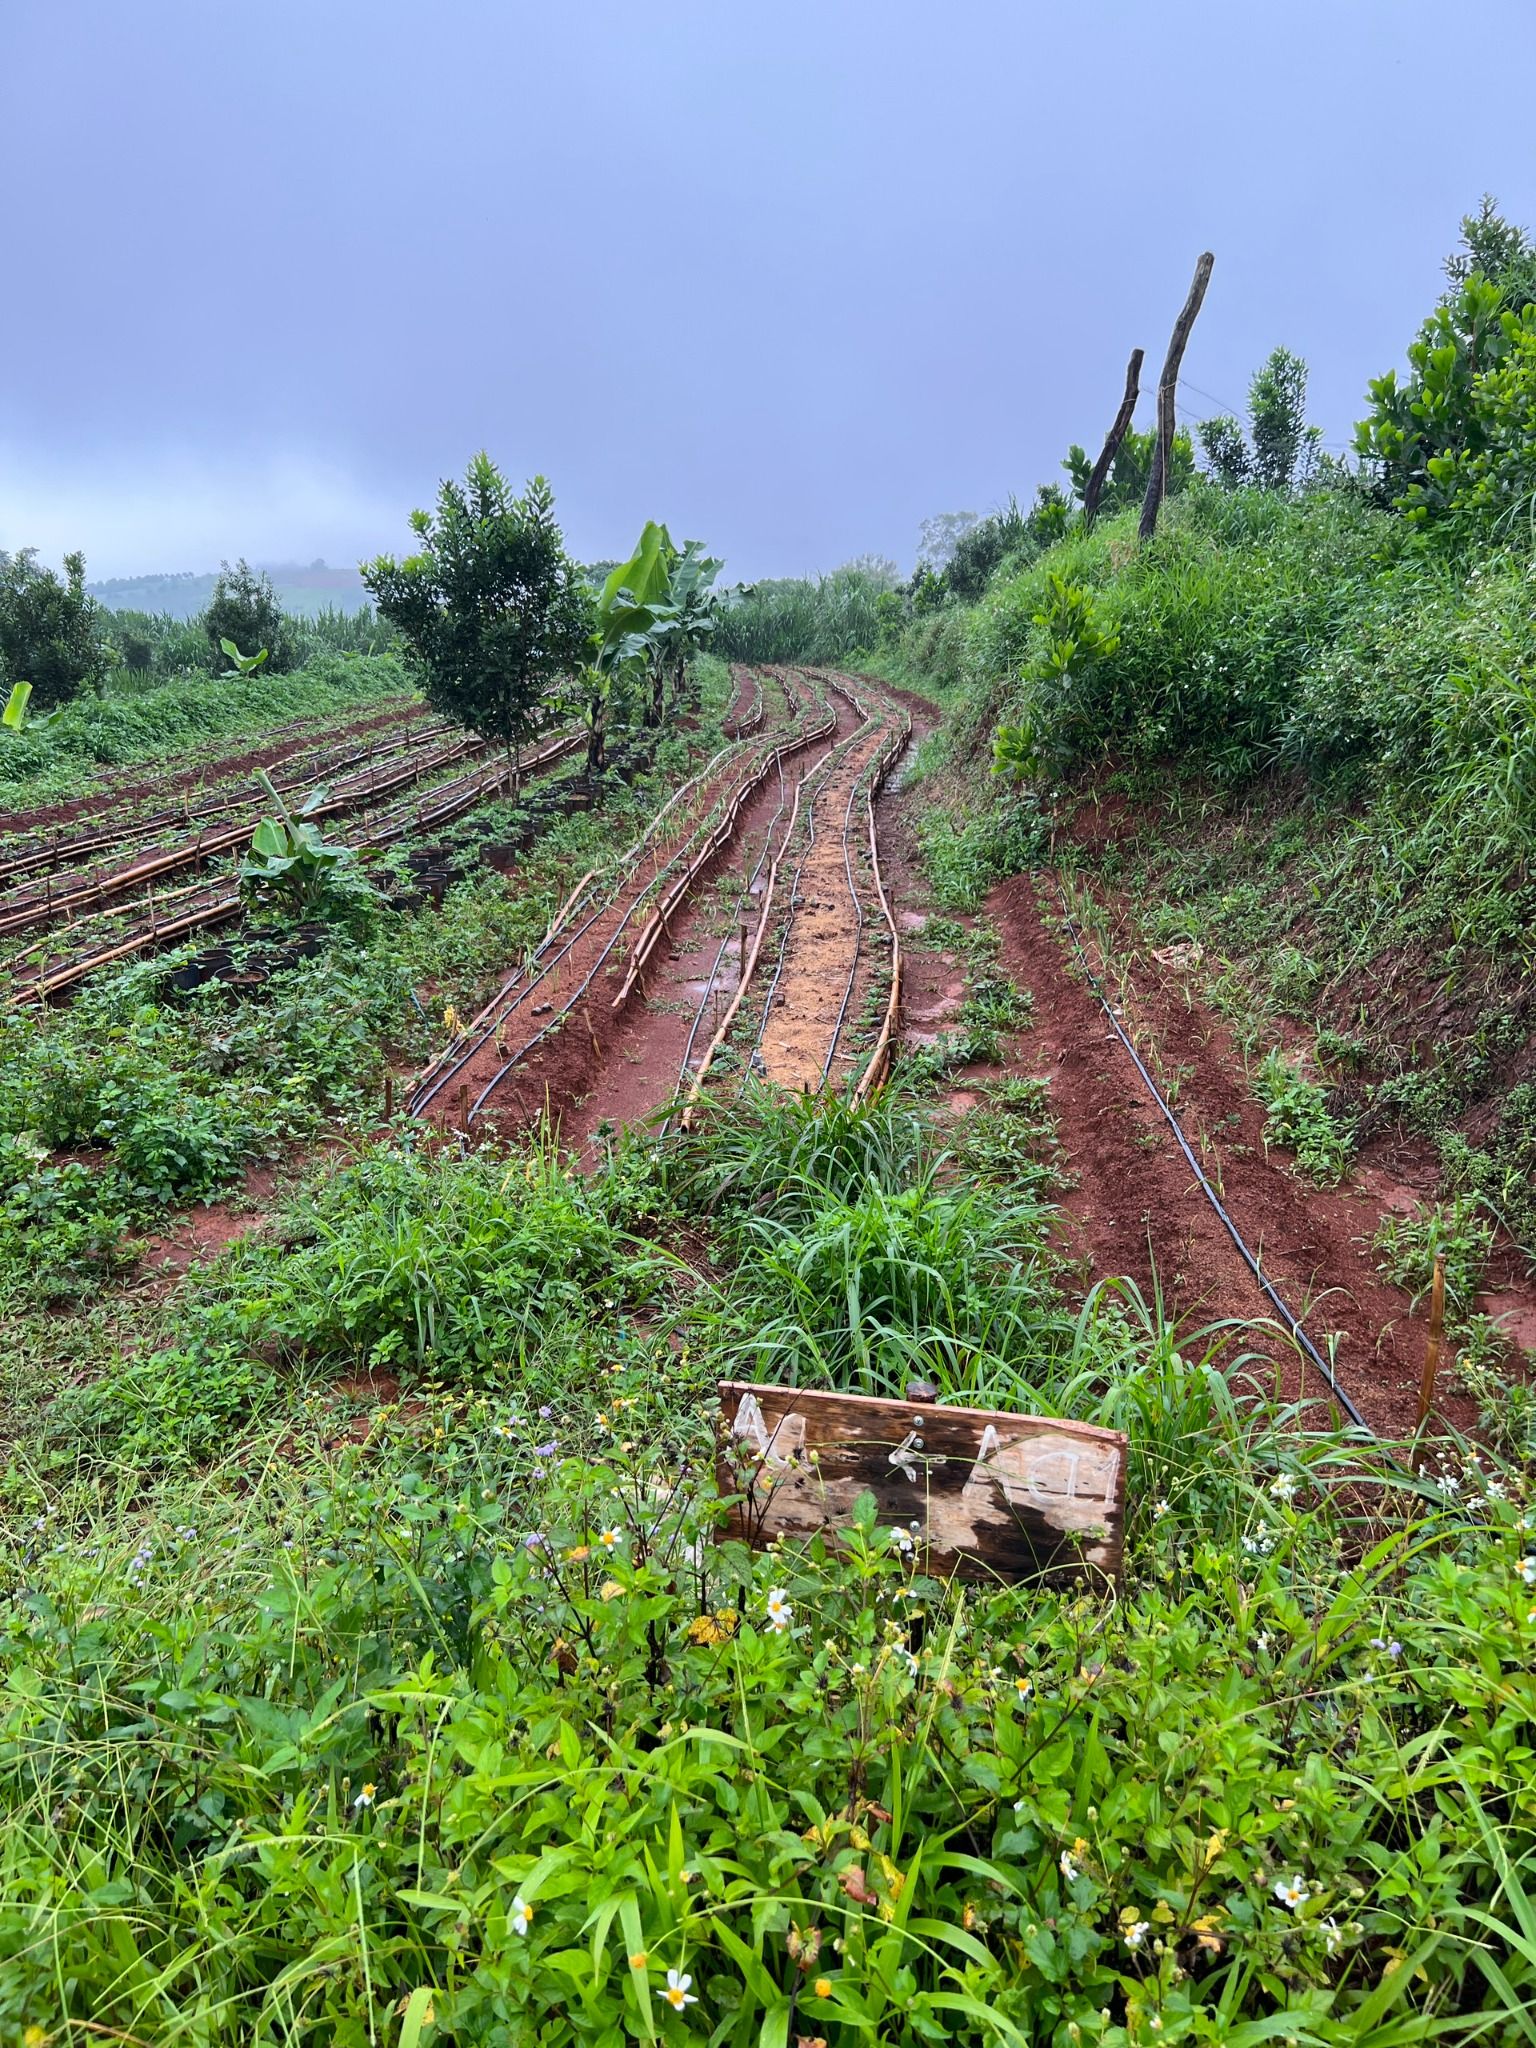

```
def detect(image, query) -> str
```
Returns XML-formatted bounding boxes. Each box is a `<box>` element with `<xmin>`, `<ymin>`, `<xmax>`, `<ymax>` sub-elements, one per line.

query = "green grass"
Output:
<box><xmin>0</xmin><ymin>651</ymin><xmax>412</xmax><ymax>810</ymax></box>
<box><xmin>1</xmin><ymin>1087</ymin><xmax>1533</xmax><ymax>2041</ymax></box>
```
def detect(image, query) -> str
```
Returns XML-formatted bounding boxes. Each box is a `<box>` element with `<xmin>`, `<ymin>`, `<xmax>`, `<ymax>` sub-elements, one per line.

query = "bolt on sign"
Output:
<box><xmin>716</xmin><ymin>1381</ymin><xmax>1127</xmax><ymax>1586</ymax></box>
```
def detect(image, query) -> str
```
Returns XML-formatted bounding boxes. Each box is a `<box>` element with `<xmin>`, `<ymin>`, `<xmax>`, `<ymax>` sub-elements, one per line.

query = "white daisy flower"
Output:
<box><xmin>664</xmin><ymin>1968</ymin><xmax>697</xmax><ymax>2010</ymax></box>
<box><xmin>511</xmin><ymin>1895</ymin><xmax>532</xmax><ymax>1935</ymax></box>
<box><xmin>764</xmin><ymin>1589</ymin><xmax>793</xmax><ymax>1633</ymax></box>
<box><xmin>1273</xmin><ymin>1874</ymin><xmax>1310</xmax><ymax>1910</ymax></box>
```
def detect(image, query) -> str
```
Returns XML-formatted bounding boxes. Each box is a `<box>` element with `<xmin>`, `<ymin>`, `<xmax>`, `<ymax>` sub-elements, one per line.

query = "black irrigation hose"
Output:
<box><xmin>661</xmin><ymin>752</ymin><xmax>789</xmax><ymax>1136</ymax></box>
<box><xmin>1056</xmin><ymin>884</ymin><xmax>1374</xmax><ymax>1435</ymax></box>
<box><xmin>467</xmin><ymin>685</ymin><xmax>832</xmax><ymax>1123</ymax></box>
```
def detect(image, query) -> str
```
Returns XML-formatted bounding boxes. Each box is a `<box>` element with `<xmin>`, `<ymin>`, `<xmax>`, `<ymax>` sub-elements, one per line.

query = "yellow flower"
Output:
<box><xmin>24</xmin><ymin>2030</ymin><xmax>48</xmax><ymax>2048</ymax></box>
<box><xmin>564</xmin><ymin>1544</ymin><xmax>591</xmax><ymax>1563</ymax></box>
<box><xmin>629</xmin><ymin>1951</ymin><xmax>648</xmax><ymax>1969</ymax></box>
<box><xmin>814</xmin><ymin>1976</ymin><xmax>832</xmax><ymax>1998</ymax></box>
<box><xmin>686</xmin><ymin>1609</ymin><xmax>739</xmax><ymax>1645</ymax></box>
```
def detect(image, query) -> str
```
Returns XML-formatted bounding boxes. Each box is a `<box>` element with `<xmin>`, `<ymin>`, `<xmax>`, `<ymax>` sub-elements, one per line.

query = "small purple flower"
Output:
<box><xmin>538</xmin><ymin>1405</ymin><xmax>553</xmax><ymax>1420</ymax></box>
<box><xmin>533</xmin><ymin>1441</ymin><xmax>557</xmax><ymax>1459</ymax></box>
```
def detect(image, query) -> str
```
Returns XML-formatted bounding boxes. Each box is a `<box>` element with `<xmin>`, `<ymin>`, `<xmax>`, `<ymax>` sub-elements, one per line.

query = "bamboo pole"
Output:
<box><xmin>1412</xmin><ymin>1254</ymin><xmax>1447</xmax><ymax>1469</ymax></box>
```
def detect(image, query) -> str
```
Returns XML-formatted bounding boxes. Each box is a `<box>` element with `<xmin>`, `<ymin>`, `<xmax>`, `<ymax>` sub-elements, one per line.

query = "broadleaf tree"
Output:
<box><xmin>0</xmin><ymin>548</ymin><xmax>108</xmax><ymax>709</ymax></box>
<box><xmin>362</xmin><ymin>457</ymin><xmax>591</xmax><ymax>777</ymax></box>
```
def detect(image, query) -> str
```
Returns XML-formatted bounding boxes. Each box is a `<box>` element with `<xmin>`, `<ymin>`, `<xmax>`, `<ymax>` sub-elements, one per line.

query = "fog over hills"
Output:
<box><xmin>86</xmin><ymin>559</ymin><xmax>369</xmax><ymax>618</ymax></box>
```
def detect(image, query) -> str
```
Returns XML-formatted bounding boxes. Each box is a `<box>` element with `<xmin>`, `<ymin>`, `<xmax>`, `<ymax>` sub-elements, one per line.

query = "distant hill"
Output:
<box><xmin>88</xmin><ymin>560</ymin><xmax>370</xmax><ymax>619</ymax></box>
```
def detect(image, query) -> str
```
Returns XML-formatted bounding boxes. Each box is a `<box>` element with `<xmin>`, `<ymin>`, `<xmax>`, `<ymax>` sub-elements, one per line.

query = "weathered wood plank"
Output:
<box><xmin>716</xmin><ymin>1381</ymin><xmax>1127</xmax><ymax>1586</ymax></box>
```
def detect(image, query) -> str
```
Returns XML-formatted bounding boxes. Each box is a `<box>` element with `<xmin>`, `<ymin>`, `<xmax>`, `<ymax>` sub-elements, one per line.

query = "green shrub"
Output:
<box><xmin>1253</xmin><ymin>1049</ymin><xmax>1353</xmax><ymax>1183</ymax></box>
<box><xmin>179</xmin><ymin>1140</ymin><xmax>667</xmax><ymax>1379</ymax></box>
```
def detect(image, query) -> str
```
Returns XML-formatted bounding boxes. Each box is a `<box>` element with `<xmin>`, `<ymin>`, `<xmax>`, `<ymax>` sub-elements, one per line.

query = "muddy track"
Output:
<box><xmin>754</xmin><ymin>695</ymin><xmax>906</xmax><ymax>1093</ymax></box>
<box><xmin>412</xmin><ymin>672</ymin><xmax>838</xmax><ymax>1133</ymax></box>
<box><xmin>982</xmin><ymin>870</ymin><xmax>1475</xmax><ymax>1436</ymax></box>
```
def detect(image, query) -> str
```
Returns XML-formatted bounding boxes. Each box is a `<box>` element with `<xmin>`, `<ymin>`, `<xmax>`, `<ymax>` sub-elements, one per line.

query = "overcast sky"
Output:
<box><xmin>4</xmin><ymin>0</ymin><xmax>1534</xmax><ymax>583</ymax></box>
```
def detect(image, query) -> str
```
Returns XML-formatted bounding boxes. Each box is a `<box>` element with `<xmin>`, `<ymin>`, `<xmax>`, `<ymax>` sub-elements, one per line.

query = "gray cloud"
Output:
<box><xmin>3</xmin><ymin>0</ymin><xmax>1533</xmax><ymax>584</ymax></box>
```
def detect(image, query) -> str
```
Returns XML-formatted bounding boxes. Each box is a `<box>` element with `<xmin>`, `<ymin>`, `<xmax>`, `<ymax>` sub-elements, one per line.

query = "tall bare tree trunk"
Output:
<box><xmin>1083</xmin><ymin>347</ymin><xmax>1144</xmax><ymax>529</ymax></box>
<box><xmin>1139</xmin><ymin>252</ymin><xmax>1215</xmax><ymax>543</ymax></box>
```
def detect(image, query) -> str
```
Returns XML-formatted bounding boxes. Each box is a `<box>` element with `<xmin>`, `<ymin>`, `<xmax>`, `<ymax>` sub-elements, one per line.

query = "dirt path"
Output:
<box><xmin>981</xmin><ymin>871</ymin><xmax>1476</xmax><ymax>1436</ymax></box>
<box><xmin>561</xmin><ymin>747</ymin><xmax>803</xmax><ymax>1155</ymax></box>
<box><xmin>755</xmin><ymin>705</ymin><xmax>900</xmax><ymax>1093</ymax></box>
<box><xmin>419</xmin><ymin>675</ymin><xmax>842</xmax><ymax>1136</ymax></box>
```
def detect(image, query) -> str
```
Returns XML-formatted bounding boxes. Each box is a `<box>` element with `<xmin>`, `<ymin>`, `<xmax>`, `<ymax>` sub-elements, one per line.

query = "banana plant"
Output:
<box><xmin>664</xmin><ymin>538</ymin><xmax>724</xmax><ymax>707</ymax></box>
<box><xmin>2</xmin><ymin>680</ymin><xmax>63</xmax><ymax>737</ymax></box>
<box><xmin>240</xmin><ymin>770</ymin><xmax>351</xmax><ymax>915</ymax></box>
<box><xmin>588</xmin><ymin>523</ymin><xmax>674</xmax><ymax>760</ymax></box>
<box><xmin>585</xmin><ymin>525</ymin><xmax>725</xmax><ymax>760</ymax></box>
<box><xmin>220</xmin><ymin>638</ymin><xmax>270</xmax><ymax>677</ymax></box>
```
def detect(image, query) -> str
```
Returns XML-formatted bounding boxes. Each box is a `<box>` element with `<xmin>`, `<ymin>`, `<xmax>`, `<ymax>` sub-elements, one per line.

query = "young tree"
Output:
<box><xmin>203</xmin><ymin>559</ymin><xmax>298</xmax><ymax>672</ymax></box>
<box><xmin>1065</xmin><ymin>428</ymin><xmax>1194</xmax><ymax>517</ymax></box>
<box><xmin>362</xmin><ymin>457</ymin><xmax>591</xmax><ymax>773</ymax></box>
<box><xmin>1196</xmin><ymin>349</ymin><xmax>1319</xmax><ymax>495</ymax></box>
<box><xmin>0</xmin><ymin>548</ymin><xmax>108</xmax><ymax>709</ymax></box>
<box><xmin>1248</xmin><ymin>347</ymin><xmax>1319</xmax><ymax>493</ymax></box>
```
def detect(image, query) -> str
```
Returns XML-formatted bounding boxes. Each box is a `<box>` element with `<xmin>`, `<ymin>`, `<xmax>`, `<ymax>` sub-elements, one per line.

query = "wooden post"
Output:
<box><xmin>1413</xmin><ymin>1255</ymin><xmax>1446</xmax><ymax>1469</ymax></box>
<box><xmin>1083</xmin><ymin>346</ymin><xmax>1144</xmax><ymax>529</ymax></box>
<box><xmin>1139</xmin><ymin>252</ymin><xmax>1215</xmax><ymax>543</ymax></box>
<box><xmin>383</xmin><ymin>1072</ymin><xmax>395</xmax><ymax>1120</ymax></box>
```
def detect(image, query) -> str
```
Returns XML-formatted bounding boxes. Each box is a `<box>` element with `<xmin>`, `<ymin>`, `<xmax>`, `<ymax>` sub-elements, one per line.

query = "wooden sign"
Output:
<box><xmin>716</xmin><ymin>1381</ymin><xmax>1126</xmax><ymax>1586</ymax></box>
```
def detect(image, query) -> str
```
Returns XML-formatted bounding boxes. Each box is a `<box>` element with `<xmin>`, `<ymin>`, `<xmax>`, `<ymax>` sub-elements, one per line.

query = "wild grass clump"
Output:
<box><xmin>713</xmin><ymin>568</ymin><xmax>892</xmax><ymax>664</ymax></box>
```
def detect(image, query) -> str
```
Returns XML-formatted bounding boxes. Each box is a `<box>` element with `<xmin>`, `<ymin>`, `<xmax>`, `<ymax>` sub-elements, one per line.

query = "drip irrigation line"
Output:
<box><xmin>662</xmin><ymin>751</ymin><xmax>789</xmax><ymax>1136</ymax></box>
<box><xmin>741</xmin><ymin>702</ymin><xmax>874</xmax><ymax>1095</ymax></box>
<box><xmin>820</xmin><ymin>749</ymin><xmax>869</xmax><ymax>1086</ymax></box>
<box><xmin>1055</xmin><ymin>883</ymin><xmax>1373</xmax><ymax>1435</ymax></box>
<box><xmin>460</xmin><ymin>679</ymin><xmax>835</xmax><ymax>1124</ymax></box>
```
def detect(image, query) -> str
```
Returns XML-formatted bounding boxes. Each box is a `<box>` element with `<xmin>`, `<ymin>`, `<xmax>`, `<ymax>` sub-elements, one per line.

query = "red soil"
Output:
<box><xmin>982</xmin><ymin>871</ymin><xmax>1475</xmax><ymax>1437</ymax></box>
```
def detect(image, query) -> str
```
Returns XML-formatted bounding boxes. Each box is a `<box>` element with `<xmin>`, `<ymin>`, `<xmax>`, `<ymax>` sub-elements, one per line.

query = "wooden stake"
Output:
<box><xmin>1413</xmin><ymin>1254</ymin><xmax>1446</xmax><ymax>1468</ymax></box>
<box><xmin>457</xmin><ymin>1082</ymin><xmax>470</xmax><ymax>1133</ymax></box>
<box><xmin>383</xmin><ymin>1072</ymin><xmax>395</xmax><ymax>1119</ymax></box>
<box><xmin>1083</xmin><ymin>346</ymin><xmax>1144</xmax><ymax>529</ymax></box>
<box><xmin>1139</xmin><ymin>252</ymin><xmax>1215</xmax><ymax>542</ymax></box>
